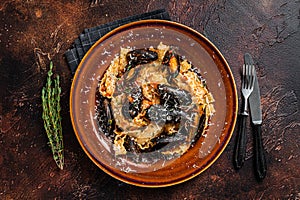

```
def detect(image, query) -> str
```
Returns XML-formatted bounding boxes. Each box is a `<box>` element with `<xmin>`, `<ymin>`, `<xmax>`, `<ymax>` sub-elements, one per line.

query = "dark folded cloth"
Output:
<box><xmin>65</xmin><ymin>9</ymin><xmax>170</xmax><ymax>74</ymax></box>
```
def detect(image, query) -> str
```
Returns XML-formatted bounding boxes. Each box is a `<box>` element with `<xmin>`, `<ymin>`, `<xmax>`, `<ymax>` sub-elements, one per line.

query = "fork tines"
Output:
<box><xmin>242</xmin><ymin>64</ymin><xmax>255</xmax><ymax>90</ymax></box>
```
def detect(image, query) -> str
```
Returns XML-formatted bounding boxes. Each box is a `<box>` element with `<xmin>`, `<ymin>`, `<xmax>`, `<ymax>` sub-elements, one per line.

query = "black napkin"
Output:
<box><xmin>64</xmin><ymin>9</ymin><xmax>170</xmax><ymax>74</ymax></box>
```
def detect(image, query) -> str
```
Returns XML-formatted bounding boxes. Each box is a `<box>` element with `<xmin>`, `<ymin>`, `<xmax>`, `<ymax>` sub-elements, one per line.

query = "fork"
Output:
<box><xmin>234</xmin><ymin>64</ymin><xmax>255</xmax><ymax>169</ymax></box>
<box><xmin>90</xmin><ymin>0</ymin><xmax>101</xmax><ymax>7</ymax></box>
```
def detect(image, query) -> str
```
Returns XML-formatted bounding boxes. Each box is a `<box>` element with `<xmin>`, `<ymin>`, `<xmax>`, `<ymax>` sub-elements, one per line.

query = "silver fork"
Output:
<box><xmin>234</xmin><ymin>64</ymin><xmax>255</xmax><ymax>169</ymax></box>
<box><xmin>90</xmin><ymin>0</ymin><xmax>101</xmax><ymax>7</ymax></box>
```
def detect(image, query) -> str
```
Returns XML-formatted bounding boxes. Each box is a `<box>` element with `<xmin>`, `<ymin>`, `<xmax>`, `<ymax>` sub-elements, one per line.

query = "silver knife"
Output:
<box><xmin>245</xmin><ymin>53</ymin><xmax>267</xmax><ymax>180</ymax></box>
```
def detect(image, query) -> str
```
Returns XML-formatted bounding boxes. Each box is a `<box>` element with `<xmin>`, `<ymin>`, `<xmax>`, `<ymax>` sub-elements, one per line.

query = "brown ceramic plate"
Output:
<box><xmin>70</xmin><ymin>20</ymin><xmax>238</xmax><ymax>187</ymax></box>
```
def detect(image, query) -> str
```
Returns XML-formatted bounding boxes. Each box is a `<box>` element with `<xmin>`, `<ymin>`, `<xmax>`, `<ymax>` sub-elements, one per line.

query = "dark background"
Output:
<box><xmin>1</xmin><ymin>0</ymin><xmax>299</xmax><ymax>199</ymax></box>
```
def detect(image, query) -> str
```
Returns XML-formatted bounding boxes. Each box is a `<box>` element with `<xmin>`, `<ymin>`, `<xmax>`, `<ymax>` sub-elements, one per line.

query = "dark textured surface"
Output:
<box><xmin>1</xmin><ymin>0</ymin><xmax>299</xmax><ymax>199</ymax></box>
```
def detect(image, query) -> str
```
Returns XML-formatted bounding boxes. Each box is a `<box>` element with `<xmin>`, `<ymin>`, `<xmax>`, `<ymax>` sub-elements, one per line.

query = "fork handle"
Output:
<box><xmin>253</xmin><ymin>124</ymin><xmax>267</xmax><ymax>180</ymax></box>
<box><xmin>234</xmin><ymin>114</ymin><xmax>247</xmax><ymax>169</ymax></box>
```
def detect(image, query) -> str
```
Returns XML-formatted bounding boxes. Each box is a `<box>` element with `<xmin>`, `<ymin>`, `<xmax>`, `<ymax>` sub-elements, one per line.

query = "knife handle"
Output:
<box><xmin>253</xmin><ymin>124</ymin><xmax>267</xmax><ymax>180</ymax></box>
<box><xmin>234</xmin><ymin>114</ymin><xmax>247</xmax><ymax>169</ymax></box>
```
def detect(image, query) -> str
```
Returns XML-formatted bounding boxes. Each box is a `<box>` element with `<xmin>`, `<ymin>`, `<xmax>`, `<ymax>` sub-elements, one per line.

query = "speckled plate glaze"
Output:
<box><xmin>70</xmin><ymin>20</ymin><xmax>238</xmax><ymax>187</ymax></box>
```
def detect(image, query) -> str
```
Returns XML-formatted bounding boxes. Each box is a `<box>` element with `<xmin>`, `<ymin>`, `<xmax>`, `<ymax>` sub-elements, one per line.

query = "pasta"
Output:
<box><xmin>95</xmin><ymin>42</ymin><xmax>215</xmax><ymax>158</ymax></box>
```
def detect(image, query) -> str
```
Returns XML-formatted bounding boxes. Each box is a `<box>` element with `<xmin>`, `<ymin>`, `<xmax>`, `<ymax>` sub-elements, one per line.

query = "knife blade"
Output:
<box><xmin>244</xmin><ymin>53</ymin><xmax>267</xmax><ymax>180</ymax></box>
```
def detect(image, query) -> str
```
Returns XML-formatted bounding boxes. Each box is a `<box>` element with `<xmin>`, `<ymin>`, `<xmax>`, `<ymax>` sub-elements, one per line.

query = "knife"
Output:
<box><xmin>244</xmin><ymin>53</ymin><xmax>267</xmax><ymax>180</ymax></box>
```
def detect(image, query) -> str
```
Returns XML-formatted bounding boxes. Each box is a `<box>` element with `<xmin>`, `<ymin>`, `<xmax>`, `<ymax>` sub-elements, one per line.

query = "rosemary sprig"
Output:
<box><xmin>41</xmin><ymin>61</ymin><xmax>64</xmax><ymax>170</ymax></box>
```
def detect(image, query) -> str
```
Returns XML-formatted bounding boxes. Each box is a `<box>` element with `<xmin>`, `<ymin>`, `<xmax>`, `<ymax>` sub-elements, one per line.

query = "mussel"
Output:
<box><xmin>95</xmin><ymin>90</ymin><xmax>115</xmax><ymax>140</ymax></box>
<box><xmin>126</xmin><ymin>48</ymin><xmax>158</xmax><ymax>71</ymax></box>
<box><xmin>121</xmin><ymin>86</ymin><xmax>143</xmax><ymax>120</ymax></box>
<box><xmin>148</xmin><ymin>103</ymin><xmax>182</xmax><ymax>123</ymax></box>
<box><xmin>157</xmin><ymin>84</ymin><xmax>192</xmax><ymax>106</ymax></box>
<box><xmin>162</xmin><ymin>50</ymin><xmax>181</xmax><ymax>78</ymax></box>
<box><xmin>191</xmin><ymin>108</ymin><xmax>207</xmax><ymax>145</ymax></box>
<box><xmin>147</xmin><ymin>105</ymin><xmax>168</xmax><ymax>124</ymax></box>
<box><xmin>129</xmin><ymin>87</ymin><xmax>143</xmax><ymax>118</ymax></box>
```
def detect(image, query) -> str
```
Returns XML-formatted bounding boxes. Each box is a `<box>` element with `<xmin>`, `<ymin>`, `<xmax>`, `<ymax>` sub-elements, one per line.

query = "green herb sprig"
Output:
<box><xmin>41</xmin><ymin>61</ymin><xmax>64</xmax><ymax>170</ymax></box>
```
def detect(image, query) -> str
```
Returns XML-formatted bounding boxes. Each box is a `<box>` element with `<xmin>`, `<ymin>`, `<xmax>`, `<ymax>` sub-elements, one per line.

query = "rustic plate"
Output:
<box><xmin>70</xmin><ymin>20</ymin><xmax>238</xmax><ymax>187</ymax></box>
